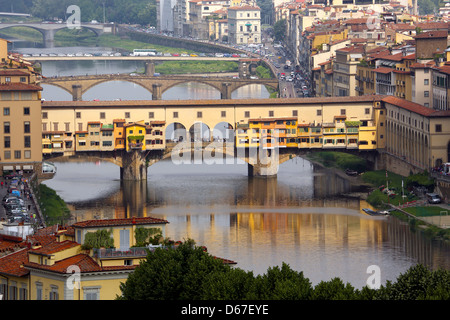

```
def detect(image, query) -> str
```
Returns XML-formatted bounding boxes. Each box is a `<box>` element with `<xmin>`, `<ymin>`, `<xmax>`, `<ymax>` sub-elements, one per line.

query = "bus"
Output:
<box><xmin>132</xmin><ymin>49</ymin><xmax>157</xmax><ymax>56</ymax></box>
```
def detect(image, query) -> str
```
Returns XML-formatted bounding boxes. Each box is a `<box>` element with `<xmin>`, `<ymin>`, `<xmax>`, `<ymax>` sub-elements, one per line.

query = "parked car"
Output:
<box><xmin>426</xmin><ymin>193</ymin><xmax>441</xmax><ymax>204</ymax></box>
<box><xmin>3</xmin><ymin>197</ymin><xmax>24</xmax><ymax>206</ymax></box>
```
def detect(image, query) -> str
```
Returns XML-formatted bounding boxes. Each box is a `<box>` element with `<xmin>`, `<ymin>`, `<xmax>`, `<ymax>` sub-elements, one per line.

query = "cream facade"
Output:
<box><xmin>227</xmin><ymin>5</ymin><xmax>261</xmax><ymax>45</ymax></box>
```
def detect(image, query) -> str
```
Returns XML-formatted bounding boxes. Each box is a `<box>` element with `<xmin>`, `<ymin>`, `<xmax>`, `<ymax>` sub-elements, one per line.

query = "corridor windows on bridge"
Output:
<box><xmin>197</xmin><ymin>111</ymin><xmax>203</xmax><ymax>118</ymax></box>
<box><xmin>292</xmin><ymin>110</ymin><xmax>298</xmax><ymax>117</ymax></box>
<box><xmin>365</xmin><ymin>108</ymin><xmax>370</xmax><ymax>115</ymax></box>
<box><xmin>3</xmin><ymin>122</ymin><xmax>9</xmax><ymax>134</ymax></box>
<box><xmin>245</xmin><ymin>111</ymin><xmax>250</xmax><ymax>118</ymax></box>
<box><xmin>317</xmin><ymin>109</ymin><xmax>322</xmax><ymax>116</ymax></box>
<box><xmin>269</xmin><ymin>111</ymin><xmax>274</xmax><ymax>117</ymax></box>
<box><xmin>173</xmin><ymin>112</ymin><xmax>179</xmax><ymax>118</ymax></box>
<box><xmin>42</xmin><ymin>112</ymin><xmax>48</xmax><ymax>119</ymax></box>
<box><xmin>4</xmin><ymin>136</ymin><xmax>10</xmax><ymax>148</ymax></box>
<box><xmin>221</xmin><ymin>111</ymin><xmax>226</xmax><ymax>118</ymax></box>
<box><xmin>24</xmin><ymin>122</ymin><xmax>30</xmax><ymax>134</ymax></box>
<box><xmin>100</xmin><ymin>112</ymin><xmax>105</xmax><ymax>119</ymax></box>
<box><xmin>340</xmin><ymin>109</ymin><xmax>346</xmax><ymax>116</ymax></box>
<box><xmin>76</xmin><ymin>112</ymin><xmax>81</xmax><ymax>119</ymax></box>
<box><xmin>125</xmin><ymin>112</ymin><xmax>130</xmax><ymax>119</ymax></box>
<box><xmin>149</xmin><ymin>112</ymin><xmax>154</xmax><ymax>119</ymax></box>
<box><xmin>24</xmin><ymin>136</ymin><xmax>31</xmax><ymax>148</ymax></box>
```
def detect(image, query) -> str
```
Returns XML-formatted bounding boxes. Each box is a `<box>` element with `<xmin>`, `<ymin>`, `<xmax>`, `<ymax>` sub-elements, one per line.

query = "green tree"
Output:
<box><xmin>273</xmin><ymin>19</ymin><xmax>286</xmax><ymax>43</ymax></box>
<box><xmin>118</xmin><ymin>239</ymin><xmax>231</xmax><ymax>300</ymax></box>
<box><xmin>251</xmin><ymin>263</ymin><xmax>313</xmax><ymax>300</ymax></box>
<box><xmin>202</xmin><ymin>267</ymin><xmax>255</xmax><ymax>300</ymax></box>
<box><xmin>311</xmin><ymin>277</ymin><xmax>358</xmax><ymax>300</ymax></box>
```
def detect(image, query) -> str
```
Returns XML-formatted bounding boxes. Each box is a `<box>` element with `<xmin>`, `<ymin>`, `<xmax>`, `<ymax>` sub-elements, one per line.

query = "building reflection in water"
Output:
<box><xmin>55</xmin><ymin>159</ymin><xmax>449</xmax><ymax>287</ymax></box>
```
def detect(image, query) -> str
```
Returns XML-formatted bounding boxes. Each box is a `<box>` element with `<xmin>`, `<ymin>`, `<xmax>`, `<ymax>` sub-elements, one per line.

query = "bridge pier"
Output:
<box><xmin>72</xmin><ymin>84</ymin><xmax>83</xmax><ymax>101</ymax></box>
<box><xmin>152</xmin><ymin>83</ymin><xmax>162</xmax><ymax>100</ymax></box>
<box><xmin>145</xmin><ymin>62</ymin><xmax>156</xmax><ymax>76</ymax></box>
<box><xmin>247</xmin><ymin>148</ymin><xmax>279</xmax><ymax>178</ymax></box>
<box><xmin>120</xmin><ymin>150</ymin><xmax>148</xmax><ymax>181</ymax></box>
<box><xmin>221</xmin><ymin>82</ymin><xmax>232</xmax><ymax>99</ymax></box>
<box><xmin>43</xmin><ymin>29</ymin><xmax>55</xmax><ymax>48</ymax></box>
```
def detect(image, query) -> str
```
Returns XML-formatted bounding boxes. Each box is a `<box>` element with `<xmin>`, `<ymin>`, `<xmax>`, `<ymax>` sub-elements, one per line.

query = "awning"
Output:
<box><xmin>23</xmin><ymin>165</ymin><xmax>33</xmax><ymax>170</ymax></box>
<box><xmin>3</xmin><ymin>166</ymin><xmax>13</xmax><ymax>170</ymax></box>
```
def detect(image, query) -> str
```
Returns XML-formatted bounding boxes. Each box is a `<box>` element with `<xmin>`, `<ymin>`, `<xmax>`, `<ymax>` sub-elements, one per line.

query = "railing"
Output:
<box><xmin>93</xmin><ymin>247</ymin><xmax>149</xmax><ymax>258</ymax></box>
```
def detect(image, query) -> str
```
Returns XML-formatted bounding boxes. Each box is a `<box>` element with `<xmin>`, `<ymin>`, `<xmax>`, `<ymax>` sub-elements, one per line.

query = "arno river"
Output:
<box><xmin>35</xmin><ymin>56</ymin><xmax>450</xmax><ymax>289</ymax></box>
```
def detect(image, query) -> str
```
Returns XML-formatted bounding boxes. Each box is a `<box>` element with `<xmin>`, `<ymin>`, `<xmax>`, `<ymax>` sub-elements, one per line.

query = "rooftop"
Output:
<box><xmin>71</xmin><ymin>216</ymin><xmax>169</xmax><ymax>229</ymax></box>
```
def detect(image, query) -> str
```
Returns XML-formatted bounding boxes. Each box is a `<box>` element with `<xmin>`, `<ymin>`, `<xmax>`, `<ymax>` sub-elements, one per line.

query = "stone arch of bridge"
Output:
<box><xmin>81</xmin><ymin>78</ymin><xmax>155</xmax><ymax>97</ymax></box>
<box><xmin>160</xmin><ymin>79</ymin><xmax>223</xmax><ymax>96</ymax></box>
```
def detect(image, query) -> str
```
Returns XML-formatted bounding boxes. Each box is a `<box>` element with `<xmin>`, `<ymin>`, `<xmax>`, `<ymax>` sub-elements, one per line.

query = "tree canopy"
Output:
<box><xmin>0</xmin><ymin>0</ymin><xmax>157</xmax><ymax>26</ymax></box>
<box><xmin>117</xmin><ymin>239</ymin><xmax>450</xmax><ymax>300</ymax></box>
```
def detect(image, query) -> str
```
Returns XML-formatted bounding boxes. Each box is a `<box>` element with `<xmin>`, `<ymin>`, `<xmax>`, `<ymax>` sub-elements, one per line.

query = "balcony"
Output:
<box><xmin>128</xmin><ymin>142</ymin><xmax>143</xmax><ymax>149</ymax></box>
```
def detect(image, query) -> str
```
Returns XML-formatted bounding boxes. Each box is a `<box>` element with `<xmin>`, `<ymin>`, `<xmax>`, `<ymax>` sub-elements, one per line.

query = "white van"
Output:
<box><xmin>426</xmin><ymin>193</ymin><xmax>441</xmax><ymax>204</ymax></box>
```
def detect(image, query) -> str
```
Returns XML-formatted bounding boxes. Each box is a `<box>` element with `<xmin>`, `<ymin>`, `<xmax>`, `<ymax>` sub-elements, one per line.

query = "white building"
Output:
<box><xmin>227</xmin><ymin>5</ymin><xmax>261</xmax><ymax>45</ymax></box>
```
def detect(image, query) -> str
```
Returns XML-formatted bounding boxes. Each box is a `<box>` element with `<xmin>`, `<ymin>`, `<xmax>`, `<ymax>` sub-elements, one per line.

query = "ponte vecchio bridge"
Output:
<box><xmin>40</xmin><ymin>95</ymin><xmax>396</xmax><ymax>180</ymax></box>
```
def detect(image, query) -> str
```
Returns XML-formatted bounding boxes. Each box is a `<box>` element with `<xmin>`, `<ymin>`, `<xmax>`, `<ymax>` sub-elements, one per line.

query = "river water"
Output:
<box><xmin>30</xmin><ymin>52</ymin><xmax>449</xmax><ymax>289</ymax></box>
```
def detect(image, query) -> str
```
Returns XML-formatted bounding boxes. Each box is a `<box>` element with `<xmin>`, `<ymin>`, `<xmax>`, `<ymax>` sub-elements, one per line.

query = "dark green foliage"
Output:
<box><xmin>82</xmin><ymin>229</ymin><xmax>114</xmax><ymax>249</ymax></box>
<box><xmin>273</xmin><ymin>19</ymin><xmax>287</xmax><ymax>43</ymax></box>
<box><xmin>118</xmin><ymin>239</ymin><xmax>450</xmax><ymax>300</ymax></box>
<box><xmin>36</xmin><ymin>183</ymin><xmax>71</xmax><ymax>226</ymax></box>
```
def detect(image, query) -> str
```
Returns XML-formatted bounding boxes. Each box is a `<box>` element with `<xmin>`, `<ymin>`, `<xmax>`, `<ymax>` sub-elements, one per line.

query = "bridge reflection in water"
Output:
<box><xmin>46</xmin><ymin>158</ymin><xmax>450</xmax><ymax>288</ymax></box>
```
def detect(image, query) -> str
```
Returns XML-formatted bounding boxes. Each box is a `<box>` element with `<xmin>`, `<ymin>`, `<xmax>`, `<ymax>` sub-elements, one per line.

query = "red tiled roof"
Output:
<box><xmin>0</xmin><ymin>248</ymin><xmax>30</xmax><ymax>277</ymax></box>
<box><xmin>434</xmin><ymin>65</ymin><xmax>450</xmax><ymax>75</ymax></box>
<box><xmin>30</xmin><ymin>240</ymin><xmax>80</xmax><ymax>256</ymax></box>
<box><xmin>0</xmin><ymin>83</ymin><xmax>42</xmax><ymax>91</ymax></box>
<box><xmin>0</xmin><ymin>70</ymin><xmax>30</xmax><ymax>76</ymax></box>
<box><xmin>374</xmin><ymin>67</ymin><xmax>395</xmax><ymax>74</ymax></box>
<box><xmin>25</xmin><ymin>254</ymin><xmax>101</xmax><ymax>273</ymax></box>
<box><xmin>71</xmin><ymin>216</ymin><xmax>169</xmax><ymax>229</ymax></box>
<box><xmin>414</xmin><ymin>30</ymin><xmax>448</xmax><ymax>39</ymax></box>
<box><xmin>382</xmin><ymin>96</ymin><xmax>436</xmax><ymax>116</ymax></box>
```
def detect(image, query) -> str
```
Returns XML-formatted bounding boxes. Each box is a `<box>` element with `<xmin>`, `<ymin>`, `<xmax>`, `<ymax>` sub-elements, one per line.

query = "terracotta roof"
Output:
<box><xmin>249</xmin><ymin>116</ymin><xmax>297</xmax><ymax>122</ymax></box>
<box><xmin>414</xmin><ymin>30</ymin><xmax>448</xmax><ymax>39</ymax></box>
<box><xmin>30</xmin><ymin>240</ymin><xmax>80</xmax><ymax>256</ymax></box>
<box><xmin>71</xmin><ymin>216</ymin><xmax>169</xmax><ymax>229</ymax></box>
<box><xmin>434</xmin><ymin>65</ymin><xmax>450</xmax><ymax>75</ymax></box>
<box><xmin>0</xmin><ymin>83</ymin><xmax>42</xmax><ymax>91</ymax></box>
<box><xmin>24</xmin><ymin>254</ymin><xmax>105</xmax><ymax>274</ymax></box>
<box><xmin>228</xmin><ymin>5</ymin><xmax>260</xmax><ymax>10</ymax></box>
<box><xmin>374</xmin><ymin>67</ymin><xmax>395</xmax><ymax>74</ymax></box>
<box><xmin>150</xmin><ymin>121</ymin><xmax>166</xmax><ymax>125</ymax></box>
<box><xmin>0</xmin><ymin>248</ymin><xmax>30</xmax><ymax>277</ymax></box>
<box><xmin>42</xmin><ymin>96</ymin><xmax>386</xmax><ymax>108</ymax></box>
<box><xmin>0</xmin><ymin>70</ymin><xmax>30</xmax><ymax>76</ymax></box>
<box><xmin>410</xmin><ymin>61</ymin><xmax>435</xmax><ymax>69</ymax></box>
<box><xmin>382</xmin><ymin>96</ymin><xmax>436</xmax><ymax>116</ymax></box>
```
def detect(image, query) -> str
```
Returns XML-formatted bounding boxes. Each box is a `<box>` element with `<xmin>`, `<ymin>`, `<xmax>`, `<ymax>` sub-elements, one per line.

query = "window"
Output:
<box><xmin>221</xmin><ymin>111</ymin><xmax>226</xmax><ymax>117</ymax></box>
<box><xmin>269</xmin><ymin>111</ymin><xmax>274</xmax><ymax>117</ymax></box>
<box><xmin>245</xmin><ymin>111</ymin><xmax>250</xmax><ymax>118</ymax></box>
<box><xmin>24</xmin><ymin>150</ymin><xmax>31</xmax><ymax>159</ymax></box>
<box><xmin>23</xmin><ymin>107</ymin><xmax>30</xmax><ymax>115</ymax></box>
<box><xmin>84</xmin><ymin>288</ymin><xmax>100</xmax><ymax>300</ymax></box>
<box><xmin>4</xmin><ymin>151</ymin><xmax>10</xmax><ymax>159</ymax></box>
<box><xmin>3</xmin><ymin>107</ymin><xmax>9</xmax><ymax>116</ymax></box>
<box><xmin>14</xmin><ymin>150</ymin><xmax>21</xmax><ymax>159</ymax></box>
<box><xmin>173</xmin><ymin>112</ymin><xmax>178</xmax><ymax>118</ymax></box>
<box><xmin>340</xmin><ymin>109</ymin><xmax>346</xmax><ymax>115</ymax></box>
<box><xmin>76</xmin><ymin>112</ymin><xmax>81</xmax><ymax>118</ymax></box>
<box><xmin>49</xmin><ymin>286</ymin><xmax>59</xmax><ymax>300</ymax></box>
<box><xmin>424</xmin><ymin>91</ymin><xmax>429</xmax><ymax>97</ymax></box>
<box><xmin>125</xmin><ymin>112</ymin><xmax>130</xmax><ymax>118</ymax></box>
<box><xmin>4</xmin><ymin>136</ymin><xmax>10</xmax><ymax>148</ymax></box>
<box><xmin>102</xmin><ymin>141</ymin><xmax>113</xmax><ymax>147</ymax></box>
<box><xmin>24</xmin><ymin>121</ymin><xmax>30</xmax><ymax>133</ymax></box>
<box><xmin>365</xmin><ymin>108</ymin><xmax>370</xmax><ymax>115</ymax></box>
<box><xmin>424</xmin><ymin>79</ymin><xmax>429</xmax><ymax>85</ymax></box>
<box><xmin>53</xmin><ymin>123</ymin><xmax>58</xmax><ymax>131</ymax></box>
<box><xmin>24</xmin><ymin>136</ymin><xmax>31</xmax><ymax>148</ymax></box>
<box><xmin>197</xmin><ymin>111</ymin><xmax>202</xmax><ymax>118</ymax></box>
<box><xmin>317</xmin><ymin>109</ymin><xmax>322</xmax><ymax>116</ymax></box>
<box><xmin>4</xmin><ymin>122</ymin><xmax>9</xmax><ymax>134</ymax></box>
<box><xmin>292</xmin><ymin>110</ymin><xmax>298</xmax><ymax>116</ymax></box>
<box><xmin>100</xmin><ymin>112</ymin><xmax>105</xmax><ymax>119</ymax></box>
<box><xmin>436</xmin><ymin>124</ymin><xmax>442</xmax><ymax>132</ymax></box>
<box><xmin>149</xmin><ymin>112</ymin><xmax>154</xmax><ymax>119</ymax></box>
<box><xmin>5</xmin><ymin>77</ymin><xmax>10</xmax><ymax>82</ymax></box>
